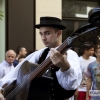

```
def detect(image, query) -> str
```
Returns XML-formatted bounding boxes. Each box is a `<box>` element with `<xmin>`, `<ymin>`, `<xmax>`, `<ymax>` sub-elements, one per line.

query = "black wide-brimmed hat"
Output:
<box><xmin>35</xmin><ymin>16</ymin><xmax>66</xmax><ymax>30</ymax></box>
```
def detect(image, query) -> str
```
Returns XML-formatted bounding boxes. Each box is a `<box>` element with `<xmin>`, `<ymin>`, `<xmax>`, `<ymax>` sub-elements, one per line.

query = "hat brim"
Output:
<box><xmin>35</xmin><ymin>24</ymin><xmax>66</xmax><ymax>30</ymax></box>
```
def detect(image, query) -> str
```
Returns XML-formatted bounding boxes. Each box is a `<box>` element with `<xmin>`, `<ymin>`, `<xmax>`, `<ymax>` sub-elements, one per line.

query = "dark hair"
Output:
<box><xmin>94</xmin><ymin>44</ymin><xmax>100</xmax><ymax>52</ymax></box>
<box><xmin>80</xmin><ymin>42</ymin><xmax>95</xmax><ymax>55</ymax></box>
<box><xmin>18</xmin><ymin>55</ymin><xmax>25</xmax><ymax>61</ymax></box>
<box><xmin>16</xmin><ymin>46</ymin><xmax>24</xmax><ymax>55</ymax></box>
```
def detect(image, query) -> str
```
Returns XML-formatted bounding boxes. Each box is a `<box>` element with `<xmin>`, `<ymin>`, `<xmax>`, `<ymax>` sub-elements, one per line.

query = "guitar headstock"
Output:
<box><xmin>69</xmin><ymin>24</ymin><xmax>100</xmax><ymax>48</ymax></box>
<box><xmin>68</xmin><ymin>7</ymin><xmax>100</xmax><ymax>48</ymax></box>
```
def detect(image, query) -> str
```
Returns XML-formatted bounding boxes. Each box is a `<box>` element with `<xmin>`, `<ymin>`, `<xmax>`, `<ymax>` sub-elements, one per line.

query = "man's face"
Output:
<box><xmin>85</xmin><ymin>48</ymin><xmax>94</xmax><ymax>56</ymax></box>
<box><xmin>20</xmin><ymin>48</ymin><xmax>27</xmax><ymax>56</ymax></box>
<box><xmin>6</xmin><ymin>52</ymin><xmax>16</xmax><ymax>65</ymax></box>
<box><xmin>95</xmin><ymin>49</ymin><xmax>100</xmax><ymax>58</ymax></box>
<box><xmin>39</xmin><ymin>27</ymin><xmax>60</xmax><ymax>48</ymax></box>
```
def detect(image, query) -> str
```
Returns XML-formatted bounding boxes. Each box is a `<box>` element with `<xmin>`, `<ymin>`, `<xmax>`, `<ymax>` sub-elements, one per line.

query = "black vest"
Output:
<box><xmin>27</xmin><ymin>48</ymin><xmax>76</xmax><ymax>100</ymax></box>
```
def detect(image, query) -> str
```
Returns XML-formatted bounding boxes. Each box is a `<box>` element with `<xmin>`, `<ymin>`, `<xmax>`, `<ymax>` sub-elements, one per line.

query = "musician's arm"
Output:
<box><xmin>56</xmin><ymin>50</ymin><xmax>82</xmax><ymax>90</ymax></box>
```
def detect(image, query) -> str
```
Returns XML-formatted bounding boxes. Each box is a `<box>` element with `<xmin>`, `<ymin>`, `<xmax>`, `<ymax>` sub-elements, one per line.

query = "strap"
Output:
<box><xmin>38</xmin><ymin>48</ymin><xmax>50</xmax><ymax>64</ymax></box>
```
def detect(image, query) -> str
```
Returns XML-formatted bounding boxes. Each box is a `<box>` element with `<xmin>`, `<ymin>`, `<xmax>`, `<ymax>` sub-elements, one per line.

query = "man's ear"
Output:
<box><xmin>19</xmin><ymin>51</ymin><xmax>22</xmax><ymax>54</ymax></box>
<box><xmin>57</xmin><ymin>30</ymin><xmax>62</xmax><ymax>37</ymax></box>
<box><xmin>84</xmin><ymin>49</ymin><xmax>87</xmax><ymax>54</ymax></box>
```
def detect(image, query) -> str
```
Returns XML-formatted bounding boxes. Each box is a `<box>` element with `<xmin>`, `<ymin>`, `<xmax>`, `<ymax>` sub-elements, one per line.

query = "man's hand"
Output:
<box><xmin>49</xmin><ymin>48</ymin><xmax>70</xmax><ymax>71</ymax></box>
<box><xmin>86</xmin><ymin>95</ymin><xmax>90</xmax><ymax>100</ymax></box>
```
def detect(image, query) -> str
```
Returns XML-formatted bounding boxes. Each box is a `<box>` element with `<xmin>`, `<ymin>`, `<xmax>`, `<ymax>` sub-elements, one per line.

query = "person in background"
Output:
<box><xmin>13</xmin><ymin>46</ymin><xmax>27</xmax><ymax>67</ymax></box>
<box><xmin>86</xmin><ymin>44</ymin><xmax>100</xmax><ymax>100</ymax></box>
<box><xmin>76</xmin><ymin>42</ymin><xmax>96</xmax><ymax>100</ymax></box>
<box><xmin>0</xmin><ymin>16</ymin><xmax>82</xmax><ymax>100</ymax></box>
<box><xmin>0</xmin><ymin>49</ymin><xmax>16</xmax><ymax>79</ymax></box>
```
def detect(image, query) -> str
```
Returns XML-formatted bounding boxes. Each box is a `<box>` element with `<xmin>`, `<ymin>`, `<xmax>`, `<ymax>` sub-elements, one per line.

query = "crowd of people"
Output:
<box><xmin>0</xmin><ymin>16</ymin><xmax>99</xmax><ymax>100</ymax></box>
<box><xmin>0</xmin><ymin>46</ymin><xmax>27</xmax><ymax>80</ymax></box>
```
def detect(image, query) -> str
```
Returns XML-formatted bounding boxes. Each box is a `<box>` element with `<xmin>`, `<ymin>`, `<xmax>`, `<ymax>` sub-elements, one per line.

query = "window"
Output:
<box><xmin>62</xmin><ymin>0</ymin><xmax>99</xmax><ymax>18</ymax></box>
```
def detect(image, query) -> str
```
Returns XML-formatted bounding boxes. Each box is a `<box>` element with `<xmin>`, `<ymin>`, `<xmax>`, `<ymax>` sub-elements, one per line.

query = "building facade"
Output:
<box><xmin>0</xmin><ymin>0</ymin><xmax>100</xmax><ymax>62</ymax></box>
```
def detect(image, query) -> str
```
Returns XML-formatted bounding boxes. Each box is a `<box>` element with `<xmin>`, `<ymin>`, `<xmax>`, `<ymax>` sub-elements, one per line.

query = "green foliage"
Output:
<box><xmin>0</xmin><ymin>11</ymin><xmax>4</xmax><ymax>20</ymax></box>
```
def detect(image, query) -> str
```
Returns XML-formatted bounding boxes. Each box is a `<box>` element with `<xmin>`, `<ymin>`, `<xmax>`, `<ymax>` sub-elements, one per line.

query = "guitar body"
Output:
<box><xmin>13</xmin><ymin>61</ymin><xmax>37</xmax><ymax>100</ymax></box>
<box><xmin>4</xmin><ymin>61</ymin><xmax>53</xmax><ymax>100</ymax></box>
<box><xmin>4</xmin><ymin>61</ymin><xmax>38</xmax><ymax>100</ymax></box>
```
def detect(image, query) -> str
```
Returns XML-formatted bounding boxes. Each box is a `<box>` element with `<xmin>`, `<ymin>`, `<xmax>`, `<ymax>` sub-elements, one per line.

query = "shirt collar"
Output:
<box><xmin>3</xmin><ymin>60</ymin><xmax>13</xmax><ymax>66</ymax></box>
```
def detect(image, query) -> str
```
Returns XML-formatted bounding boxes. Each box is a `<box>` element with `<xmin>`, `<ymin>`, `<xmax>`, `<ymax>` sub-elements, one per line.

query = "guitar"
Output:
<box><xmin>2</xmin><ymin>22</ymin><xmax>99</xmax><ymax>100</ymax></box>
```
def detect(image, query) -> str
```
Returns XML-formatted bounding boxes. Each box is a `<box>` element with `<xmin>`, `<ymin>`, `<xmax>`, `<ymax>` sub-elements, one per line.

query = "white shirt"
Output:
<box><xmin>0</xmin><ymin>48</ymin><xmax>82</xmax><ymax>90</ymax></box>
<box><xmin>78</xmin><ymin>56</ymin><xmax>96</xmax><ymax>92</ymax></box>
<box><xmin>0</xmin><ymin>60</ymin><xmax>14</xmax><ymax>79</ymax></box>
